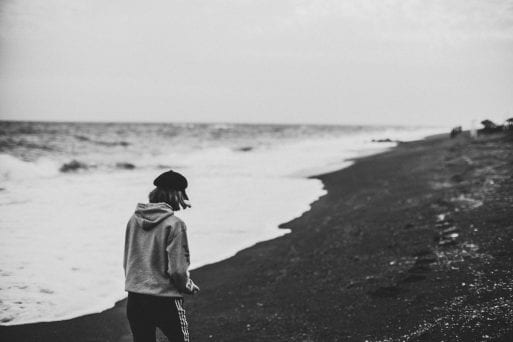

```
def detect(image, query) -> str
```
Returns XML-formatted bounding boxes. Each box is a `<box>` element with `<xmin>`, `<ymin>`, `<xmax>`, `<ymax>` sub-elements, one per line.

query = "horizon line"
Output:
<box><xmin>0</xmin><ymin>117</ymin><xmax>446</xmax><ymax>129</ymax></box>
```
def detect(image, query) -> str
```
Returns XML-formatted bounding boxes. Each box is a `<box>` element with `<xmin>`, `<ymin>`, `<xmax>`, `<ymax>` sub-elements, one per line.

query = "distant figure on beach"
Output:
<box><xmin>450</xmin><ymin>126</ymin><xmax>462</xmax><ymax>138</ymax></box>
<box><xmin>123</xmin><ymin>170</ymin><xmax>199</xmax><ymax>342</ymax></box>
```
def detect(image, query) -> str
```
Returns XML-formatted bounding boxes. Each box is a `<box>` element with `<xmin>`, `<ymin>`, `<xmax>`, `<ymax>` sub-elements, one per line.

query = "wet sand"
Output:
<box><xmin>1</xmin><ymin>133</ymin><xmax>513</xmax><ymax>341</ymax></box>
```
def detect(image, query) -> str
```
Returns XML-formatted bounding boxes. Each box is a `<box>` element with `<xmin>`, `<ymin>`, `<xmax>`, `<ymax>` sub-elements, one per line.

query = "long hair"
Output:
<box><xmin>148</xmin><ymin>187</ymin><xmax>185</xmax><ymax>211</ymax></box>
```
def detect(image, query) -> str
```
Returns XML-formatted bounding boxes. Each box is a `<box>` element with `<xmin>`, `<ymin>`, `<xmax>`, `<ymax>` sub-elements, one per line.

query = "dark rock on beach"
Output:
<box><xmin>59</xmin><ymin>160</ymin><xmax>89</xmax><ymax>173</ymax></box>
<box><xmin>372</xmin><ymin>138</ymin><xmax>396</xmax><ymax>143</ymax></box>
<box><xmin>236</xmin><ymin>146</ymin><xmax>254</xmax><ymax>152</ymax></box>
<box><xmin>115</xmin><ymin>162</ymin><xmax>136</xmax><ymax>170</ymax></box>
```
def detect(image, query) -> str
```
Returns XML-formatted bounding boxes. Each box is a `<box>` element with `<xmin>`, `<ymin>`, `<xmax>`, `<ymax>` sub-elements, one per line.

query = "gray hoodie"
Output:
<box><xmin>123</xmin><ymin>202</ymin><xmax>196</xmax><ymax>297</ymax></box>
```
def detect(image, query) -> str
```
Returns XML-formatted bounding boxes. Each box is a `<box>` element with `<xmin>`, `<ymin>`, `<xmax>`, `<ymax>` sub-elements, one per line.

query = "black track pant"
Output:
<box><xmin>127</xmin><ymin>292</ymin><xmax>189</xmax><ymax>342</ymax></box>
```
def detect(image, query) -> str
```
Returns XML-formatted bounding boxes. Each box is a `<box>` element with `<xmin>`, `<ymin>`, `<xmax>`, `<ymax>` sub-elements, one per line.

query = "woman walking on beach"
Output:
<box><xmin>123</xmin><ymin>170</ymin><xmax>199</xmax><ymax>342</ymax></box>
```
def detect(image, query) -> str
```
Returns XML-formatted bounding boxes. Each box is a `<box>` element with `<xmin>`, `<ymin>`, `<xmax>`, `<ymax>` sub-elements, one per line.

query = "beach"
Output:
<box><xmin>0</xmin><ymin>122</ymin><xmax>438</xmax><ymax>326</ymax></box>
<box><xmin>1</xmin><ymin>132</ymin><xmax>512</xmax><ymax>341</ymax></box>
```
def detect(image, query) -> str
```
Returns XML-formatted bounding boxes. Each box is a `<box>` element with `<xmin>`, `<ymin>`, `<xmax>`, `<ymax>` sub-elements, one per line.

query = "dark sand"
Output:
<box><xmin>1</xmin><ymin>133</ymin><xmax>512</xmax><ymax>342</ymax></box>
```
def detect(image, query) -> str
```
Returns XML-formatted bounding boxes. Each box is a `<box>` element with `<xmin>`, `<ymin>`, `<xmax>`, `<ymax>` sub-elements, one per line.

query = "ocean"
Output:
<box><xmin>0</xmin><ymin>121</ymin><xmax>443</xmax><ymax>325</ymax></box>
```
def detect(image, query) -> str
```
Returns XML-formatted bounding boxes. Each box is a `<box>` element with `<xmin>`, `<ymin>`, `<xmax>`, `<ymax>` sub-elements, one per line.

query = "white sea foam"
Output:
<box><xmin>0</xmin><ymin>154</ymin><xmax>60</xmax><ymax>182</ymax></box>
<box><xmin>0</xmin><ymin>124</ymin><xmax>444</xmax><ymax>325</ymax></box>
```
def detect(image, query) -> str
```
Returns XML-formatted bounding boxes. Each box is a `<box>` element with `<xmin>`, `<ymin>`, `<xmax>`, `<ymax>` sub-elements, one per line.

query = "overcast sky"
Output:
<box><xmin>0</xmin><ymin>0</ymin><xmax>512</xmax><ymax>126</ymax></box>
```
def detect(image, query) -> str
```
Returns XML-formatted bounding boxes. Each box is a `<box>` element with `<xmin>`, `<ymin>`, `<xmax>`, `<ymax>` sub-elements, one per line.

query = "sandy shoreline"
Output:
<box><xmin>1</xmin><ymin>133</ymin><xmax>512</xmax><ymax>341</ymax></box>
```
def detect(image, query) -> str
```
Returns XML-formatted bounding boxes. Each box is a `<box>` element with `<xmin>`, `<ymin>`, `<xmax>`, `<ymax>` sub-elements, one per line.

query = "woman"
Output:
<box><xmin>123</xmin><ymin>170</ymin><xmax>199</xmax><ymax>342</ymax></box>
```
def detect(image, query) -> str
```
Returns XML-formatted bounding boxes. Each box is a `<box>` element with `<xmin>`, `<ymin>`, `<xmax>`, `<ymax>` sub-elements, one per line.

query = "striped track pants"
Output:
<box><xmin>127</xmin><ymin>292</ymin><xmax>189</xmax><ymax>342</ymax></box>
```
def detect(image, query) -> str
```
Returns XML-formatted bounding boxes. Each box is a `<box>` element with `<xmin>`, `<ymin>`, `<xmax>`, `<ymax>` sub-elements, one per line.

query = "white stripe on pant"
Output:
<box><xmin>174</xmin><ymin>299</ymin><xmax>190</xmax><ymax>342</ymax></box>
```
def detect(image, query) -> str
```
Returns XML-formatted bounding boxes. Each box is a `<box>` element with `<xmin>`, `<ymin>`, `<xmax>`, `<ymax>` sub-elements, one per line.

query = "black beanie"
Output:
<box><xmin>153</xmin><ymin>170</ymin><xmax>189</xmax><ymax>199</ymax></box>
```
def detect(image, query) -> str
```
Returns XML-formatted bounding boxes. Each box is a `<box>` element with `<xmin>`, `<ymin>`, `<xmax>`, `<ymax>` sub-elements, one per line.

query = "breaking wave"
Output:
<box><xmin>0</xmin><ymin>154</ymin><xmax>59</xmax><ymax>181</ymax></box>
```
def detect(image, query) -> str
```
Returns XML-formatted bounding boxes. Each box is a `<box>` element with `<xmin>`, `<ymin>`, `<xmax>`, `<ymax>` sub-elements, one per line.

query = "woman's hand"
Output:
<box><xmin>186</xmin><ymin>279</ymin><xmax>200</xmax><ymax>295</ymax></box>
<box><xmin>190</xmin><ymin>283</ymin><xmax>200</xmax><ymax>294</ymax></box>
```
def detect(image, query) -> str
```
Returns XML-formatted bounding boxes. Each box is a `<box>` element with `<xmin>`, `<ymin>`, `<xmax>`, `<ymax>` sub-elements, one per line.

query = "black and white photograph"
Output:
<box><xmin>0</xmin><ymin>1</ymin><xmax>512</xmax><ymax>341</ymax></box>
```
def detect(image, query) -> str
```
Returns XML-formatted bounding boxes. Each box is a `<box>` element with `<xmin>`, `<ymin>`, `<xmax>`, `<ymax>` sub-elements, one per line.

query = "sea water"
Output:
<box><xmin>0</xmin><ymin>121</ymin><xmax>443</xmax><ymax>325</ymax></box>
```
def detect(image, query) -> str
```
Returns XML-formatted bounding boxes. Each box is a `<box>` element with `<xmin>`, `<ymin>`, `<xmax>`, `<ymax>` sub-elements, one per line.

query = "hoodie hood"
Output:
<box><xmin>134</xmin><ymin>202</ymin><xmax>174</xmax><ymax>230</ymax></box>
